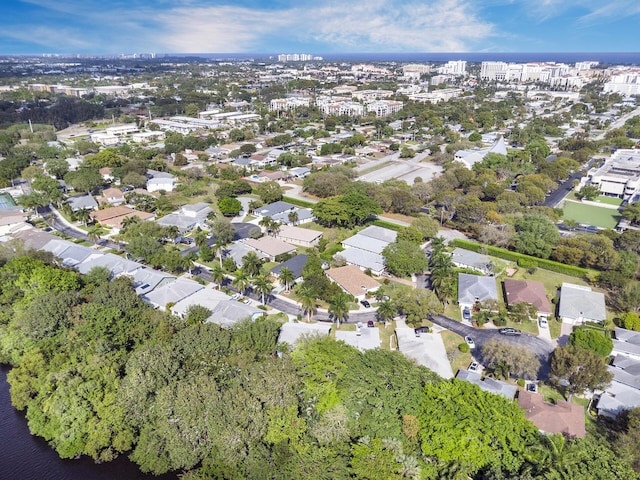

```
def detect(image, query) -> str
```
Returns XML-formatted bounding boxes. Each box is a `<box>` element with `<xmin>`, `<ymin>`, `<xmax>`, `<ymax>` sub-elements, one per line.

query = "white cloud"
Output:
<box><xmin>149</xmin><ymin>0</ymin><xmax>494</xmax><ymax>52</ymax></box>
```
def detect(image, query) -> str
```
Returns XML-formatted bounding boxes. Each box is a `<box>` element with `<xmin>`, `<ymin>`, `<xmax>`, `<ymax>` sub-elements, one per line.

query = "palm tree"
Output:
<box><xmin>75</xmin><ymin>207</ymin><xmax>92</xmax><ymax>226</ymax></box>
<box><xmin>278</xmin><ymin>267</ymin><xmax>296</xmax><ymax>291</ymax></box>
<box><xmin>253</xmin><ymin>275</ymin><xmax>273</xmax><ymax>305</ymax></box>
<box><xmin>328</xmin><ymin>293</ymin><xmax>350</xmax><ymax>329</ymax></box>
<box><xmin>165</xmin><ymin>225</ymin><xmax>180</xmax><ymax>244</ymax></box>
<box><xmin>232</xmin><ymin>269</ymin><xmax>250</xmax><ymax>295</ymax></box>
<box><xmin>211</xmin><ymin>240</ymin><xmax>226</xmax><ymax>268</ymax></box>
<box><xmin>121</xmin><ymin>215</ymin><xmax>140</xmax><ymax>232</ymax></box>
<box><xmin>287</xmin><ymin>210</ymin><xmax>299</xmax><ymax>225</ymax></box>
<box><xmin>242</xmin><ymin>251</ymin><xmax>262</xmax><ymax>277</ymax></box>
<box><xmin>86</xmin><ymin>224</ymin><xmax>104</xmax><ymax>243</ymax></box>
<box><xmin>210</xmin><ymin>263</ymin><xmax>225</xmax><ymax>289</ymax></box>
<box><xmin>376</xmin><ymin>300</ymin><xmax>397</xmax><ymax>323</ymax></box>
<box><xmin>523</xmin><ymin>434</ymin><xmax>581</xmax><ymax>478</ymax></box>
<box><xmin>298</xmin><ymin>286</ymin><xmax>317</xmax><ymax>322</ymax></box>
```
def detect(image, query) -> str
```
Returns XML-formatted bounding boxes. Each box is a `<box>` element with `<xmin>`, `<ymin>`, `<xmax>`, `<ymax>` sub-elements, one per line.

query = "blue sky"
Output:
<box><xmin>1</xmin><ymin>0</ymin><xmax>639</xmax><ymax>54</ymax></box>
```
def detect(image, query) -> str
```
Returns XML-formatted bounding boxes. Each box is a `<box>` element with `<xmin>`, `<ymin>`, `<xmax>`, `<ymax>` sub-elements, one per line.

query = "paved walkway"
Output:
<box><xmin>564</xmin><ymin>198</ymin><xmax>621</xmax><ymax>210</ymax></box>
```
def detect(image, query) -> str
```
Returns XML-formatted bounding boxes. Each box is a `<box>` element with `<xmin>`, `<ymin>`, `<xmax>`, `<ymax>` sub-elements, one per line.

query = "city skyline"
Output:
<box><xmin>2</xmin><ymin>0</ymin><xmax>640</xmax><ymax>55</ymax></box>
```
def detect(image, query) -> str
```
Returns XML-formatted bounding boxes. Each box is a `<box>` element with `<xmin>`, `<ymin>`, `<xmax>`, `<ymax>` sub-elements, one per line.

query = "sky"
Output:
<box><xmin>1</xmin><ymin>0</ymin><xmax>639</xmax><ymax>55</ymax></box>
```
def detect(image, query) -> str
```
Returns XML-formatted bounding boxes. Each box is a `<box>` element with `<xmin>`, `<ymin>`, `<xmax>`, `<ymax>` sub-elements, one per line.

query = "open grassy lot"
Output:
<box><xmin>561</xmin><ymin>200</ymin><xmax>621</xmax><ymax>229</ymax></box>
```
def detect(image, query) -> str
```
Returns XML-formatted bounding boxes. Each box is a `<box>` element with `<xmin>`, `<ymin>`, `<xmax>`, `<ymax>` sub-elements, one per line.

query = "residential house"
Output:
<box><xmin>288</xmin><ymin>167</ymin><xmax>311</xmax><ymax>178</ymax></box>
<box><xmin>270</xmin><ymin>254</ymin><xmax>308</xmax><ymax>283</ymax></box>
<box><xmin>266</xmin><ymin>149</ymin><xmax>285</xmax><ymax>163</ymax></box>
<box><xmin>100</xmin><ymin>187</ymin><xmax>125</xmax><ymax>206</ymax></box>
<box><xmin>146</xmin><ymin>171</ymin><xmax>176</xmax><ymax>193</ymax></box>
<box><xmin>156</xmin><ymin>202</ymin><xmax>211</xmax><ymax>233</ymax></box>
<box><xmin>226</xmin><ymin>242</ymin><xmax>268</xmax><ymax>267</ymax></box>
<box><xmin>170</xmin><ymin>286</ymin><xmax>263</xmax><ymax>327</ymax></box>
<box><xmin>125</xmin><ymin>267</ymin><xmax>176</xmax><ymax>296</ymax></box>
<box><xmin>274</xmin><ymin>225</ymin><xmax>322</xmax><ymax>247</ymax></box>
<box><xmin>503</xmin><ymin>279</ymin><xmax>553</xmax><ymax>319</ymax></box>
<box><xmin>255</xmin><ymin>201</ymin><xmax>296</xmax><ymax>219</ymax></box>
<box><xmin>451</xmin><ymin>248</ymin><xmax>493</xmax><ymax>275</ymax></box>
<box><xmin>67</xmin><ymin>194</ymin><xmax>98</xmax><ymax>212</ymax></box>
<box><xmin>558</xmin><ymin>283</ymin><xmax>606</xmax><ymax>325</ymax></box>
<box><xmin>42</xmin><ymin>239</ymin><xmax>102</xmax><ymax>268</ymax></box>
<box><xmin>456</xmin><ymin>369</ymin><xmax>517</xmax><ymax>399</ymax></box>
<box><xmin>91</xmin><ymin>206</ymin><xmax>155</xmax><ymax>230</ymax></box>
<box><xmin>457</xmin><ymin>273</ymin><xmax>499</xmax><ymax>310</ymax></box>
<box><xmin>0</xmin><ymin>207</ymin><xmax>29</xmax><ymax>235</ymax></box>
<box><xmin>613</xmin><ymin>327</ymin><xmax>640</xmax><ymax>360</ymax></box>
<box><xmin>338</xmin><ymin>225</ymin><xmax>397</xmax><ymax>275</ymax></box>
<box><xmin>271</xmin><ymin>208</ymin><xmax>314</xmax><ymax>225</ymax></box>
<box><xmin>325</xmin><ymin>265</ymin><xmax>380</xmax><ymax>300</ymax></box>
<box><xmin>99</xmin><ymin>167</ymin><xmax>114</xmax><ymax>182</ymax></box>
<box><xmin>454</xmin><ymin>136</ymin><xmax>508</xmax><ymax>170</ymax></box>
<box><xmin>518</xmin><ymin>390</ymin><xmax>586</xmax><ymax>438</ymax></box>
<box><xmin>597</xmin><ymin>352</ymin><xmax>640</xmax><ymax>418</ymax></box>
<box><xmin>337</xmin><ymin>248</ymin><xmax>386</xmax><ymax>276</ymax></box>
<box><xmin>335</xmin><ymin>325</ymin><xmax>381</xmax><ymax>351</ymax></box>
<box><xmin>76</xmin><ymin>253</ymin><xmax>142</xmax><ymax>277</ymax></box>
<box><xmin>141</xmin><ymin>277</ymin><xmax>204</xmax><ymax>311</ymax></box>
<box><xmin>395</xmin><ymin>326</ymin><xmax>454</xmax><ymax>378</ymax></box>
<box><xmin>243</xmin><ymin>237</ymin><xmax>297</xmax><ymax>262</ymax></box>
<box><xmin>278</xmin><ymin>322</ymin><xmax>331</xmax><ymax>347</ymax></box>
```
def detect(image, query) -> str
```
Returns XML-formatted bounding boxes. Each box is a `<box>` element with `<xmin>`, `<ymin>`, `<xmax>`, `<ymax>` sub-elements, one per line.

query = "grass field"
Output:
<box><xmin>561</xmin><ymin>200</ymin><xmax>621</xmax><ymax>229</ymax></box>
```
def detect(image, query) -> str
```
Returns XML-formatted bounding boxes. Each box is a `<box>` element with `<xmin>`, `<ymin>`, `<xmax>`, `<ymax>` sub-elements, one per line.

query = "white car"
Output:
<box><xmin>468</xmin><ymin>362</ymin><xmax>479</xmax><ymax>372</ymax></box>
<box><xmin>464</xmin><ymin>336</ymin><xmax>476</xmax><ymax>349</ymax></box>
<box><xmin>538</xmin><ymin>317</ymin><xmax>549</xmax><ymax>328</ymax></box>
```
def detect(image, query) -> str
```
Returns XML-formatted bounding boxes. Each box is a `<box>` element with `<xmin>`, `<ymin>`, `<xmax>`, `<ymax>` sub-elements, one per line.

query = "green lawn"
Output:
<box><xmin>561</xmin><ymin>200</ymin><xmax>621</xmax><ymax>229</ymax></box>
<box><xmin>441</xmin><ymin>330</ymin><xmax>472</xmax><ymax>374</ymax></box>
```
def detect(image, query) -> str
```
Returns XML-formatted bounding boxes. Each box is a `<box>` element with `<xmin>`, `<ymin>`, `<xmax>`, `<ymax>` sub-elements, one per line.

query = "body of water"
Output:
<box><xmin>0</xmin><ymin>365</ymin><xmax>177</xmax><ymax>480</ymax></box>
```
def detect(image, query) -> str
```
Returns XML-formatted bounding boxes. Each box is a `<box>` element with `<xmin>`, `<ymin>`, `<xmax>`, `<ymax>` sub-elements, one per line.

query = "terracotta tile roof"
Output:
<box><xmin>91</xmin><ymin>206</ymin><xmax>154</xmax><ymax>226</ymax></box>
<box><xmin>504</xmin><ymin>279</ymin><xmax>553</xmax><ymax>315</ymax></box>
<box><xmin>518</xmin><ymin>390</ymin><xmax>585</xmax><ymax>438</ymax></box>
<box><xmin>325</xmin><ymin>265</ymin><xmax>380</xmax><ymax>298</ymax></box>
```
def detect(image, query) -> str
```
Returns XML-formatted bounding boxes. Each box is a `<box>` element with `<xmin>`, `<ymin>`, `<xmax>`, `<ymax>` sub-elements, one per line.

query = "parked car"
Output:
<box><xmin>538</xmin><ymin>317</ymin><xmax>549</xmax><ymax>329</ymax></box>
<box><xmin>526</xmin><ymin>382</ymin><xmax>538</xmax><ymax>393</ymax></box>
<box><xmin>499</xmin><ymin>328</ymin><xmax>522</xmax><ymax>336</ymax></box>
<box><xmin>367</xmin><ymin>320</ymin><xmax>375</xmax><ymax>328</ymax></box>
<box><xmin>414</xmin><ymin>326</ymin><xmax>430</xmax><ymax>337</ymax></box>
<box><xmin>464</xmin><ymin>336</ymin><xmax>476</xmax><ymax>349</ymax></box>
<box><xmin>463</xmin><ymin>307</ymin><xmax>471</xmax><ymax>321</ymax></box>
<box><xmin>468</xmin><ymin>361</ymin><xmax>479</xmax><ymax>372</ymax></box>
<box><xmin>360</xmin><ymin>300</ymin><xmax>371</xmax><ymax>308</ymax></box>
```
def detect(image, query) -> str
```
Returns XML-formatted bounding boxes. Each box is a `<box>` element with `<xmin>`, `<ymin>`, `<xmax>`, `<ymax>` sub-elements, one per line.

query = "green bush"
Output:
<box><xmin>458</xmin><ymin>343</ymin><xmax>470</xmax><ymax>353</ymax></box>
<box><xmin>569</xmin><ymin>326</ymin><xmax>613</xmax><ymax>357</ymax></box>
<box><xmin>493</xmin><ymin>317</ymin><xmax>508</xmax><ymax>327</ymax></box>
<box><xmin>517</xmin><ymin>378</ymin><xmax>526</xmax><ymax>388</ymax></box>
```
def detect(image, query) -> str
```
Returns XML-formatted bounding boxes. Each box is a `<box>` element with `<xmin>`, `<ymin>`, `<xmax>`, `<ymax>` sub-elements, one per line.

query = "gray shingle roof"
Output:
<box><xmin>456</xmin><ymin>370</ymin><xmax>517</xmax><ymax>399</ymax></box>
<box><xmin>457</xmin><ymin>273</ymin><xmax>498</xmax><ymax>305</ymax></box>
<box><xmin>559</xmin><ymin>283</ymin><xmax>606</xmax><ymax>322</ymax></box>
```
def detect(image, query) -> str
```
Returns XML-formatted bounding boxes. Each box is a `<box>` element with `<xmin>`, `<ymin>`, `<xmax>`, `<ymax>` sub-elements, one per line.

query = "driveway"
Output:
<box><xmin>429</xmin><ymin>314</ymin><xmax>555</xmax><ymax>379</ymax></box>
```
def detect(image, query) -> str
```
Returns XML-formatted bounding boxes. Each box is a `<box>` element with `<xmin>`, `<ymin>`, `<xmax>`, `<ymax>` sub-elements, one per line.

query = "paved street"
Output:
<box><xmin>429</xmin><ymin>314</ymin><xmax>555</xmax><ymax>379</ymax></box>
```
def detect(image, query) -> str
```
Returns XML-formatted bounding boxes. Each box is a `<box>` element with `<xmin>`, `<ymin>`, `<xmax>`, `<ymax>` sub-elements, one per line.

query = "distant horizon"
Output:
<box><xmin>4</xmin><ymin>51</ymin><xmax>640</xmax><ymax>65</ymax></box>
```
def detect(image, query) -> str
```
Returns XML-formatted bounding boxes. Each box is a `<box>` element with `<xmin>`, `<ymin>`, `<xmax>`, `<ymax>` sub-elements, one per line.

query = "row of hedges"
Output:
<box><xmin>368</xmin><ymin>218</ymin><xmax>403</xmax><ymax>232</ymax></box>
<box><xmin>282</xmin><ymin>196</ymin><xmax>316</xmax><ymax>208</ymax></box>
<box><xmin>450</xmin><ymin>238</ymin><xmax>596</xmax><ymax>280</ymax></box>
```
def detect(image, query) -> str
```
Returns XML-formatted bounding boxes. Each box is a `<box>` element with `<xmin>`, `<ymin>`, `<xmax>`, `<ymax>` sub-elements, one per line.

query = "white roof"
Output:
<box><xmin>277</xmin><ymin>322</ymin><xmax>331</xmax><ymax>347</ymax></box>
<box><xmin>142</xmin><ymin>277</ymin><xmax>204</xmax><ymax>310</ymax></box>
